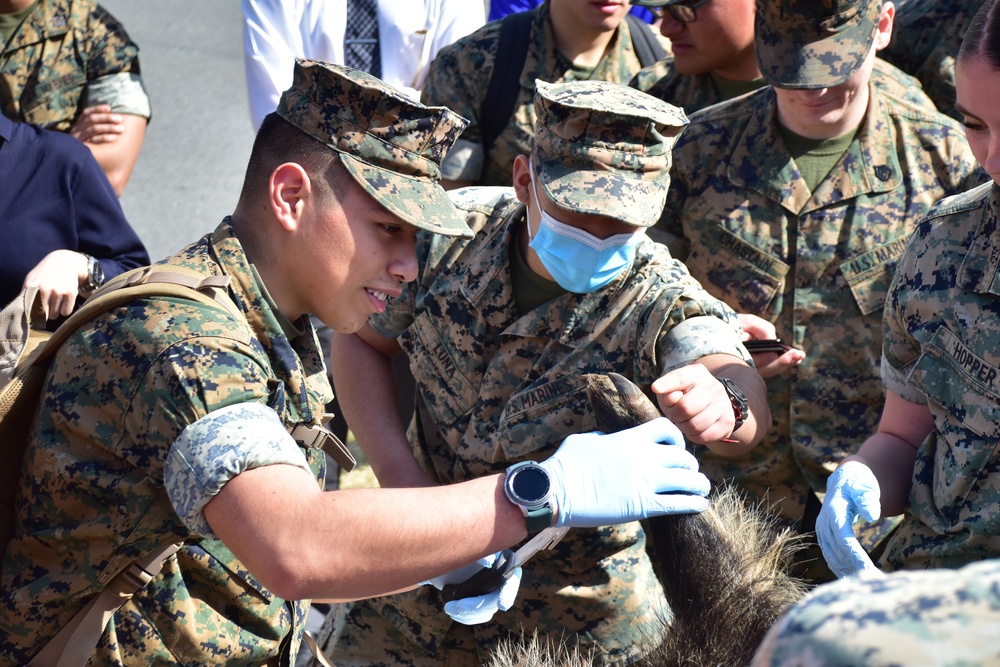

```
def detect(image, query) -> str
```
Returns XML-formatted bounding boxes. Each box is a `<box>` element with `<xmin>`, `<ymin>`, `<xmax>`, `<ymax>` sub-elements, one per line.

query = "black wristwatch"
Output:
<box><xmin>504</xmin><ymin>461</ymin><xmax>554</xmax><ymax>534</ymax></box>
<box><xmin>717</xmin><ymin>377</ymin><xmax>748</xmax><ymax>434</ymax></box>
<box><xmin>81</xmin><ymin>254</ymin><xmax>105</xmax><ymax>295</ymax></box>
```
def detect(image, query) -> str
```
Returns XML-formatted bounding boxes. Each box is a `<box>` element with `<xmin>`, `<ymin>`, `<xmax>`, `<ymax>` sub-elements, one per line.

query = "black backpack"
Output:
<box><xmin>479</xmin><ymin>10</ymin><xmax>666</xmax><ymax>151</ymax></box>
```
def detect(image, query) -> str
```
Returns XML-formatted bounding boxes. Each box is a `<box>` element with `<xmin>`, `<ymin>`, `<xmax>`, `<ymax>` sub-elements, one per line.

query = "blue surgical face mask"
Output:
<box><xmin>526</xmin><ymin>163</ymin><xmax>643</xmax><ymax>294</ymax></box>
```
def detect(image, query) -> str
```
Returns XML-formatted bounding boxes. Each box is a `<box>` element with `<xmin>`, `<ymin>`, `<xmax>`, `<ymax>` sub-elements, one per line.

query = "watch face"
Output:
<box><xmin>92</xmin><ymin>260</ymin><xmax>105</xmax><ymax>286</ymax></box>
<box><xmin>511</xmin><ymin>466</ymin><xmax>550</xmax><ymax>505</ymax></box>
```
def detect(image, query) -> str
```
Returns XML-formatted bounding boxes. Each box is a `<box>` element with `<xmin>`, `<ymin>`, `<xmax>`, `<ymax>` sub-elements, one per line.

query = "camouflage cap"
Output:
<box><xmin>532</xmin><ymin>79</ymin><xmax>688</xmax><ymax>227</ymax></box>
<box><xmin>755</xmin><ymin>0</ymin><xmax>881</xmax><ymax>89</ymax></box>
<box><xmin>275</xmin><ymin>58</ymin><xmax>472</xmax><ymax>237</ymax></box>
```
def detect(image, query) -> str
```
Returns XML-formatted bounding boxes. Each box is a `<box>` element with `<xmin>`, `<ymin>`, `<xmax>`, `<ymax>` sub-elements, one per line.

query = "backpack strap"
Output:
<box><xmin>480</xmin><ymin>9</ymin><xmax>534</xmax><ymax>153</ymax></box>
<box><xmin>3</xmin><ymin>265</ymin><xmax>240</xmax><ymax>666</ymax></box>
<box><xmin>26</xmin><ymin>544</ymin><xmax>181</xmax><ymax>667</ymax></box>
<box><xmin>624</xmin><ymin>13</ymin><xmax>667</xmax><ymax>68</ymax></box>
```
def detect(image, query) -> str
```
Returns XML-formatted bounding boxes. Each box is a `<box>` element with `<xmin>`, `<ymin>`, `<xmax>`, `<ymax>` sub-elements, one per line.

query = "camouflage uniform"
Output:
<box><xmin>0</xmin><ymin>220</ymin><xmax>331</xmax><ymax>665</ymax></box>
<box><xmin>880</xmin><ymin>0</ymin><xmax>983</xmax><ymax>120</ymax></box>
<box><xmin>0</xmin><ymin>61</ymin><xmax>469</xmax><ymax>666</ymax></box>
<box><xmin>0</xmin><ymin>0</ymin><xmax>151</xmax><ymax>131</ymax></box>
<box><xmin>658</xmin><ymin>12</ymin><xmax>984</xmax><ymax>558</ymax></box>
<box><xmin>420</xmin><ymin>0</ymin><xmax>669</xmax><ymax>187</ymax></box>
<box><xmin>877</xmin><ymin>181</ymin><xmax>1000</xmax><ymax>571</ymax></box>
<box><xmin>752</xmin><ymin>558</ymin><xmax>1000</xmax><ymax>666</ymax></box>
<box><xmin>323</xmin><ymin>81</ymin><xmax>750</xmax><ymax>666</ymax></box>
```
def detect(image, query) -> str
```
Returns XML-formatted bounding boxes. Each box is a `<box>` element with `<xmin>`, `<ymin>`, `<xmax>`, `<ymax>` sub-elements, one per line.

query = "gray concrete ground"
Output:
<box><xmin>100</xmin><ymin>1</ymin><xmax>256</xmax><ymax>262</ymax></box>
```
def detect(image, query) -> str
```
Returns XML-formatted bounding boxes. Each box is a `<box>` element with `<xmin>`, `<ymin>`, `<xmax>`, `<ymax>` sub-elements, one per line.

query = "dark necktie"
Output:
<box><xmin>344</xmin><ymin>0</ymin><xmax>381</xmax><ymax>77</ymax></box>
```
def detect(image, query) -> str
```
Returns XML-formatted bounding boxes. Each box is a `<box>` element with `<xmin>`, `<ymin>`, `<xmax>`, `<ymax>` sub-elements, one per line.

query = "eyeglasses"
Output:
<box><xmin>648</xmin><ymin>0</ymin><xmax>709</xmax><ymax>23</ymax></box>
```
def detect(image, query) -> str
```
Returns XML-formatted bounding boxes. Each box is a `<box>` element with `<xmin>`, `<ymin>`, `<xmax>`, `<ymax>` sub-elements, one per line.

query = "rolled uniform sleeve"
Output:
<box><xmin>165</xmin><ymin>402</ymin><xmax>312</xmax><ymax>539</ymax></box>
<box><xmin>660</xmin><ymin>314</ymin><xmax>751</xmax><ymax>371</ymax></box>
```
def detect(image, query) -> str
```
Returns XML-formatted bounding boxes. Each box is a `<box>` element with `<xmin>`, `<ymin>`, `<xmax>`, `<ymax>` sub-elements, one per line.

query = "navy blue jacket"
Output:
<box><xmin>0</xmin><ymin>114</ymin><xmax>150</xmax><ymax>308</ymax></box>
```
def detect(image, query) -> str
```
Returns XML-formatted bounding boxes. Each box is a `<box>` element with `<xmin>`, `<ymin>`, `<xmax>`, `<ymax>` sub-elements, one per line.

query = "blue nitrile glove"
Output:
<box><xmin>816</xmin><ymin>461</ymin><xmax>885</xmax><ymax>579</ymax></box>
<box><xmin>542</xmin><ymin>417</ymin><xmax>710</xmax><ymax>528</ymax></box>
<box><xmin>423</xmin><ymin>552</ymin><xmax>523</xmax><ymax>625</ymax></box>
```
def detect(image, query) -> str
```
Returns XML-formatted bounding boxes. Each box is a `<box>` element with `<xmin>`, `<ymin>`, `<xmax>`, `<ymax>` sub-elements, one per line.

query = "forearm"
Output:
<box><xmin>84</xmin><ymin>114</ymin><xmax>147</xmax><ymax>195</ymax></box>
<box><xmin>843</xmin><ymin>434</ymin><xmax>918</xmax><ymax>517</ymax></box>
<box><xmin>329</xmin><ymin>329</ymin><xmax>433</xmax><ymax>487</ymax></box>
<box><xmin>206</xmin><ymin>465</ymin><xmax>526</xmax><ymax>601</ymax></box>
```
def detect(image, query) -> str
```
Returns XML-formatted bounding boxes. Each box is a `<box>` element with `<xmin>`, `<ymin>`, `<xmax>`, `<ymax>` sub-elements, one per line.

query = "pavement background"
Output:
<box><xmin>100</xmin><ymin>1</ymin><xmax>256</xmax><ymax>262</ymax></box>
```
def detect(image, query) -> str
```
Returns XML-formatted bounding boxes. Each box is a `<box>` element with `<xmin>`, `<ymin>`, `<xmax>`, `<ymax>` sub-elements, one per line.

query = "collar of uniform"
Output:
<box><xmin>5</xmin><ymin>0</ymin><xmax>71</xmax><ymax>50</ymax></box>
<box><xmin>726</xmin><ymin>85</ymin><xmax>902</xmax><ymax>215</ymax></box>
<box><xmin>726</xmin><ymin>88</ymin><xmax>811</xmax><ymax>214</ymax></box>
<box><xmin>209</xmin><ymin>219</ymin><xmax>329</xmax><ymax>424</ymax></box>
<box><xmin>957</xmin><ymin>182</ymin><xmax>1000</xmax><ymax>296</ymax></box>
<box><xmin>519</xmin><ymin>0</ymin><xmax>634</xmax><ymax>91</ymax></box>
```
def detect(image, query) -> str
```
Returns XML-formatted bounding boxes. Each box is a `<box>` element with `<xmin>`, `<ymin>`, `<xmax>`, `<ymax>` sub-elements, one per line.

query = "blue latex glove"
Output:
<box><xmin>816</xmin><ymin>461</ymin><xmax>885</xmax><ymax>578</ymax></box>
<box><xmin>424</xmin><ymin>552</ymin><xmax>523</xmax><ymax>625</ymax></box>
<box><xmin>542</xmin><ymin>417</ymin><xmax>710</xmax><ymax>528</ymax></box>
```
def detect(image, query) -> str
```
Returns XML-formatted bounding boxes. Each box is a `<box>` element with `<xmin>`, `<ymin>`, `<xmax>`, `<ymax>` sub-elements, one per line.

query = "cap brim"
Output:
<box><xmin>341</xmin><ymin>154</ymin><xmax>473</xmax><ymax>238</ymax></box>
<box><xmin>755</xmin><ymin>10</ymin><xmax>878</xmax><ymax>89</ymax></box>
<box><xmin>536</xmin><ymin>159</ymin><xmax>668</xmax><ymax>228</ymax></box>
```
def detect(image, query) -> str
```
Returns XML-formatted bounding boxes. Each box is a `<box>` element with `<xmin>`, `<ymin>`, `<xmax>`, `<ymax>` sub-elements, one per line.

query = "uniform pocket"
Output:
<box><xmin>498</xmin><ymin>373</ymin><xmax>596</xmax><ymax>460</ymax></box>
<box><xmin>20</xmin><ymin>71</ymin><xmax>86</xmax><ymax>129</ymax></box>
<box><xmin>839</xmin><ymin>236</ymin><xmax>910</xmax><ymax>315</ymax></box>
<box><xmin>400</xmin><ymin>312</ymin><xmax>478</xmax><ymax>429</ymax></box>
<box><xmin>685</xmin><ymin>226</ymin><xmax>789</xmax><ymax>314</ymax></box>
<box><xmin>907</xmin><ymin>326</ymin><xmax>1000</xmax><ymax>521</ymax></box>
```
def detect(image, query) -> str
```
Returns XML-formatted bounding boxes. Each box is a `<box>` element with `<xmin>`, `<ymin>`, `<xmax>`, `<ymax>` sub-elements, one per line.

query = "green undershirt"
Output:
<box><xmin>510</xmin><ymin>215</ymin><xmax>566</xmax><ymax>315</ymax></box>
<box><xmin>0</xmin><ymin>1</ymin><xmax>36</xmax><ymax>44</ymax></box>
<box><xmin>778</xmin><ymin>124</ymin><xmax>860</xmax><ymax>193</ymax></box>
<box><xmin>710</xmin><ymin>72</ymin><xmax>767</xmax><ymax>102</ymax></box>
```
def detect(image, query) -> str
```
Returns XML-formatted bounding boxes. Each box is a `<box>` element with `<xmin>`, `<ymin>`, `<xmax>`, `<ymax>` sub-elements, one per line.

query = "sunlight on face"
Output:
<box><xmin>955</xmin><ymin>55</ymin><xmax>1000</xmax><ymax>185</ymax></box>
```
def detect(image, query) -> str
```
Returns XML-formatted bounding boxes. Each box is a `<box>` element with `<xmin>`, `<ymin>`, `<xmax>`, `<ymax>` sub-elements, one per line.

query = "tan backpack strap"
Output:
<box><xmin>26</xmin><ymin>543</ymin><xmax>181</xmax><ymax>667</ymax></box>
<box><xmin>292</xmin><ymin>417</ymin><xmax>357</xmax><ymax>472</ymax></box>
<box><xmin>0</xmin><ymin>285</ymin><xmax>49</xmax><ymax>386</ymax></box>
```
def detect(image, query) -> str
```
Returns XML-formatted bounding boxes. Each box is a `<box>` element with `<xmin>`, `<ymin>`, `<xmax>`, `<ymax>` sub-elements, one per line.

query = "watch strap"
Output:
<box><xmin>717</xmin><ymin>377</ymin><xmax>748</xmax><ymax>433</ymax></box>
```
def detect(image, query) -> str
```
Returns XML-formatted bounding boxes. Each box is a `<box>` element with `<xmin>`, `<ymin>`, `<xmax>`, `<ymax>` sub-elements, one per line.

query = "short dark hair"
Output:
<box><xmin>960</xmin><ymin>0</ymin><xmax>1000</xmax><ymax>69</ymax></box>
<box><xmin>240</xmin><ymin>113</ymin><xmax>351</xmax><ymax>204</ymax></box>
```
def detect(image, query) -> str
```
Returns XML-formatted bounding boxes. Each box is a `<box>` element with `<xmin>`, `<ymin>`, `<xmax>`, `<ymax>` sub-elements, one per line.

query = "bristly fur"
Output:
<box><xmin>485</xmin><ymin>373</ymin><xmax>808</xmax><ymax>667</ymax></box>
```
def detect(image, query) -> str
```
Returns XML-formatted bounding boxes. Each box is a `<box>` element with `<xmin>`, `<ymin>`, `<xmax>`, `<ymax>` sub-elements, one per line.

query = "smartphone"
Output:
<box><xmin>743</xmin><ymin>338</ymin><xmax>793</xmax><ymax>354</ymax></box>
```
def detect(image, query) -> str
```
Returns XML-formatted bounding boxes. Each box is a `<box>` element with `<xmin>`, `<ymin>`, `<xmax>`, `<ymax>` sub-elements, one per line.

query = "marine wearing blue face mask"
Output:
<box><xmin>525</xmin><ymin>159</ymin><xmax>644</xmax><ymax>293</ymax></box>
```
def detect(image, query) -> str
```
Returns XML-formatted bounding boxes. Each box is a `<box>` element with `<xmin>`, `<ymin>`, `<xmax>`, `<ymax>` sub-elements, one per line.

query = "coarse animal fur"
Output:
<box><xmin>486</xmin><ymin>373</ymin><xmax>809</xmax><ymax>667</ymax></box>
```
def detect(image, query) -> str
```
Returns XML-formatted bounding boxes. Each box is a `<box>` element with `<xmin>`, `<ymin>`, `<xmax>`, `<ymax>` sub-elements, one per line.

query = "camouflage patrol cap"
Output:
<box><xmin>532</xmin><ymin>79</ymin><xmax>688</xmax><ymax>227</ymax></box>
<box><xmin>755</xmin><ymin>0</ymin><xmax>881</xmax><ymax>89</ymax></box>
<box><xmin>275</xmin><ymin>58</ymin><xmax>472</xmax><ymax>237</ymax></box>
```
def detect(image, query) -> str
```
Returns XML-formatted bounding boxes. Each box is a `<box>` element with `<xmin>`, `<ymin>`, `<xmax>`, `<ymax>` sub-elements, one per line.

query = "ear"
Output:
<box><xmin>873</xmin><ymin>1</ymin><xmax>894</xmax><ymax>51</ymax></box>
<box><xmin>512</xmin><ymin>154</ymin><xmax>532</xmax><ymax>206</ymax></box>
<box><xmin>269</xmin><ymin>162</ymin><xmax>312</xmax><ymax>232</ymax></box>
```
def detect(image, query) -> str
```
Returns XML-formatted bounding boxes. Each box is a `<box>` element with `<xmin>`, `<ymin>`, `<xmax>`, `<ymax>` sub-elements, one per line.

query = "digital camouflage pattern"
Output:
<box><xmin>877</xmin><ymin>181</ymin><xmax>1000</xmax><ymax>571</ymax></box>
<box><xmin>320</xmin><ymin>187</ymin><xmax>750</xmax><ymax>666</ymax></box>
<box><xmin>0</xmin><ymin>0</ymin><xmax>148</xmax><ymax>131</ymax></box>
<box><xmin>277</xmin><ymin>59</ymin><xmax>472</xmax><ymax>237</ymax></box>
<box><xmin>755</xmin><ymin>0</ymin><xmax>881</xmax><ymax>89</ymax></box>
<box><xmin>634</xmin><ymin>57</ymin><xmax>939</xmax><ymax>118</ymax></box>
<box><xmin>880</xmin><ymin>0</ymin><xmax>982</xmax><ymax>120</ymax></box>
<box><xmin>532</xmin><ymin>79</ymin><xmax>687</xmax><ymax>227</ymax></box>
<box><xmin>419</xmin><ymin>0</ymin><xmax>670</xmax><ymax>187</ymax></box>
<box><xmin>657</xmin><ymin>84</ymin><xmax>984</xmax><ymax>576</ymax></box>
<box><xmin>0</xmin><ymin>220</ymin><xmax>331</xmax><ymax>666</ymax></box>
<box><xmin>752</xmin><ymin>558</ymin><xmax>1000</xmax><ymax>666</ymax></box>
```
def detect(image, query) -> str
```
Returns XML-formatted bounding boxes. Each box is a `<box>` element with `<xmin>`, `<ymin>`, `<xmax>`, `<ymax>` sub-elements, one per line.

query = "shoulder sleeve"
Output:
<box><xmin>83</xmin><ymin>3</ymin><xmax>141</xmax><ymax>80</ymax></box>
<box><xmin>165</xmin><ymin>402</ymin><xmax>312</xmax><ymax>538</ymax></box>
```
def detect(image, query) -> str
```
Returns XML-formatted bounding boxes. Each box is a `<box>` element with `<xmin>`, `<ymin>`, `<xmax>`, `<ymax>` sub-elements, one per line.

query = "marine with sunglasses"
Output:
<box><xmin>657</xmin><ymin>0</ymin><xmax>984</xmax><ymax>583</ymax></box>
<box><xmin>629</xmin><ymin>0</ymin><xmax>942</xmax><ymax>116</ymax></box>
